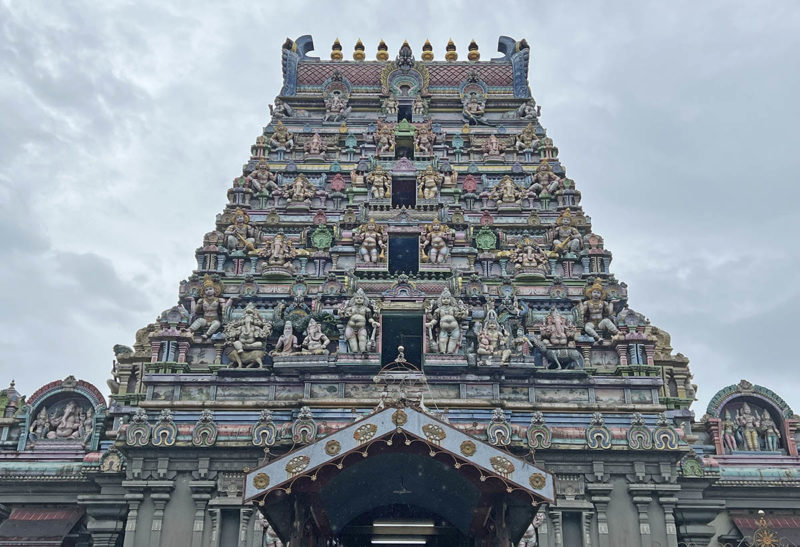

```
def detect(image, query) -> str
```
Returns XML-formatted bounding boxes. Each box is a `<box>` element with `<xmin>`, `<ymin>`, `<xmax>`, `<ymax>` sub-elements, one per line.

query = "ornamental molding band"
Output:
<box><xmin>243</xmin><ymin>404</ymin><xmax>554</xmax><ymax>503</ymax></box>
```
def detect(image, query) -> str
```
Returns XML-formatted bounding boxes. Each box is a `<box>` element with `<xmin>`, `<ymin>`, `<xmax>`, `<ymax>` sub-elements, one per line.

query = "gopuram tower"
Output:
<box><xmin>1</xmin><ymin>36</ymin><xmax>799</xmax><ymax>547</ymax></box>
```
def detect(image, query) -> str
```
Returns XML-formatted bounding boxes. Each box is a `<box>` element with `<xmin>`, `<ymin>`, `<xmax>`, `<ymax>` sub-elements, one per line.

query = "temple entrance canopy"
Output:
<box><xmin>244</xmin><ymin>404</ymin><xmax>553</xmax><ymax>544</ymax></box>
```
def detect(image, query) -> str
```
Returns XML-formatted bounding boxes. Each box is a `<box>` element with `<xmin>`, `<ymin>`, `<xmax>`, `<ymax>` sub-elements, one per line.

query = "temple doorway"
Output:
<box><xmin>337</xmin><ymin>504</ymin><xmax>470</xmax><ymax>546</ymax></box>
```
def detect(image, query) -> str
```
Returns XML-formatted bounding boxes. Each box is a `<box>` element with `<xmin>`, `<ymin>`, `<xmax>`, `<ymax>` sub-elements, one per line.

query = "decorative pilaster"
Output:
<box><xmin>632</xmin><ymin>495</ymin><xmax>652</xmax><ymax>547</ymax></box>
<box><xmin>582</xmin><ymin>511</ymin><xmax>594</xmax><ymax>547</ymax></box>
<box><xmin>239</xmin><ymin>507</ymin><xmax>254</xmax><ymax>545</ymax></box>
<box><xmin>659</xmin><ymin>496</ymin><xmax>679</xmax><ymax>547</ymax></box>
<box><xmin>122</xmin><ymin>493</ymin><xmax>143</xmax><ymax>547</ymax></box>
<box><xmin>190</xmin><ymin>480</ymin><xmax>215</xmax><ymax>547</ymax></box>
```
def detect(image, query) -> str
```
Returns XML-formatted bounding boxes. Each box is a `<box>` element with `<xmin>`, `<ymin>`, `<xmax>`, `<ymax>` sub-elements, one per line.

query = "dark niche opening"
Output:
<box><xmin>388</xmin><ymin>235</ymin><xmax>419</xmax><ymax>274</ymax></box>
<box><xmin>398</xmin><ymin>104</ymin><xmax>413</xmax><ymax>122</ymax></box>
<box><xmin>392</xmin><ymin>178</ymin><xmax>416</xmax><ymax>208</ymax></box>
<box><xmin>381</xmin><ymin>313</ymin><xmax>423</xmax><ymax>368</ymax></box>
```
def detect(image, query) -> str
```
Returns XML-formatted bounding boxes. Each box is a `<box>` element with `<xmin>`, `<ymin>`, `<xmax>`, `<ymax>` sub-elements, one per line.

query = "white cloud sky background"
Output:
<box><xmin>1</xmin><ymin>1</ymin><xmax>798</xmax><ymax>415</ymax></box>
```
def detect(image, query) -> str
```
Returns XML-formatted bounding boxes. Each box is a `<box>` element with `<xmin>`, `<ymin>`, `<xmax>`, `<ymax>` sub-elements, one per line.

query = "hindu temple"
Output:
<box><xmin>0</xmin><ymin>35</ymin><xmax>798</xmax><ymax>547</ymax></box>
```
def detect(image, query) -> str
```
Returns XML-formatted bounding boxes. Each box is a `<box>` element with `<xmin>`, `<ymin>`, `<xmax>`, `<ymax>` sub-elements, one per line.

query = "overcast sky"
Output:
<box><xmin>1</xmin><ymin>1</ymin><xmax>799</xmax><ymax>416</ymax></box>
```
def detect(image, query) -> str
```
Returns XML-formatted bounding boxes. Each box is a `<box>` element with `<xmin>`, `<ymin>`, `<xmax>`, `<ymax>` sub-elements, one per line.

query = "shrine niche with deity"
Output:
<box><xmin>1</xmin><ymin>35</ymin><xmax>799</xmax><ymax>547</ymax></box>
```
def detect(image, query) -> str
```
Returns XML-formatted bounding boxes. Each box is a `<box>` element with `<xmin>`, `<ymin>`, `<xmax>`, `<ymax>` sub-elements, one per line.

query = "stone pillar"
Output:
<box><xmin>122</xmin><ymin>494</ymin><xmax>143</xmax><ymax>547</ymax></box>
<box><xmin>190</xmin><ymin>480</ymin><xmax>215</xmax><ymax>547</ymax></box>
<box><xmin>632</xmin><ymin>495</ymin><xmax>652</xmax><ymax>547</ymax></box>
<box><xmin>549</xmin><ymin>509</ymin><xmax>563</xmax><ymax>547</ymax></box>
<box><xmin>659</xmin><ymin>496</ymin><xmax>679</xmax><ymax>547</ymax></box>
<box><xmin>239</xmin><ymin>507</ymin><xmax>254</xmax><ymax>546</ymax></box>
<box><xmin>150</xmin><ymin>492</ymin><xmax>170</xmax><ymax>546</ymax></box>
<box><xmin>587</xmin><ymin>483</ymin><xmax>612</xmax><ymax>547</ymax></box>
<box><xmin>582</xmin><ymin>511</ymin><xmax>594</xmax><ymax>547</ymax></box>
<box><xmin>209</xmin><ymin>508</ymin><xmax>221</xmax><ymax>547</ymax></box>
<box><xmin>538</xmin><ymin>511</ymin><xmax>552</xmax><ymax>547</ymax></box>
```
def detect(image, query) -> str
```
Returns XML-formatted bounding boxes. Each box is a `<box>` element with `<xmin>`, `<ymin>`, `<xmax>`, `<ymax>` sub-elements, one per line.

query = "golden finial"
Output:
<box><xmin>468</xmin><ymin>39</ymin><xmax>480</xmax><ymax>61</ymax></box>
<box><xmin>353</xmin><ymin>38</ymin><xmax>365</xmax><ymax>61</ymax></box>
<box><xmin>331</xmin><ymin>38</ymin><xmax>343</xmax><ymax>61</ymax></box>
<box><xmin>421</xmin><ymin>39</ymin><xmax>434</xmax><ymax>61</ymax></box>
<box><xmin>339</xmin><ymin>122</ymin><xmax>348</xmax><ymax>134</ymax></box>
<box><xmin>445</xmin><ymin>38</ymin><xmax>457</xmax><ymax>61</ymax></box>
<box><xmin>461</xmin><ymin>123</ymin><xmax>471</xmax><ymax>134</ymax></box>
<box><xmin>377</xmin><ymin>39</ymin><xmax>389</xmax><ymax>61</ymax></box>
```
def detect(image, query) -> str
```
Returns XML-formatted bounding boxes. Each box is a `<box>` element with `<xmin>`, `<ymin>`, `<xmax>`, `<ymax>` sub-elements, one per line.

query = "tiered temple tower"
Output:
<box><xmin>0</xmin><ymin>36</ymin><xmax>799</xmax><ymax>547</ymax></box>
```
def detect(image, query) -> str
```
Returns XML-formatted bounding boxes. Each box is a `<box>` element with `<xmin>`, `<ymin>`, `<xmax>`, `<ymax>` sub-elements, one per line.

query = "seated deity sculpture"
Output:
<box><xmin>579</xmin><ymin>279</ymin><xmax>619</xmax><ymax>342</ymax></box>
<box><xmin>271</xmin><ymin>321</ymin><xmax>298</xmax><ymax>355</ymax></box>
<box><xmin>268</xmin><ymin>121</ymin><xmax>294</xmax><ymax>151</ymax></box>
<box><xmin>420</xmin><ymin>219</ymin><xmax>454</xmax><ymax>264</ymax></box>
<box><xmin>354</xmin><ymin>219</ymin><xmax>387</xmax><ymax>263</ymax></box>
<box><xmin>490</xmin><ymin>175</ymin><xmax>525</xmax><ymax>205</ymax></box>
<box><xmin>382</xmin><ymin>93</ymin><xmax>399</xmax><ymax>115</ymax></box>
<box><xmin>304</xmin><ymin>132</ymin><xmax>325</xmax><ymax>155</ymax></box>
<box><xmin>247</xmin><ymin>160</ymin><xmax>279</xmax><ymax>196</ymax></box>
<box><xmin>284</xmin><ymin>174</ymin><xmax>316</xmax><ymax>204</ymax></box>
<box><xmin>483</xmin><ymin>134</ymin><xmax>504</xmax><ymax>159</ymax></box>
<box><xmin>417</xmin><ymin>165</ymin><xmax>443</xmax><ymax>199</ymax></box>
<box><xmin>30</xmin><ymin>408</ymin><xmax>50</xmax><ymax>439</ymax></box>
<box><xmin>301</xmin><ymin>318</ymin><xmax>330</xmax><ymax>355</ymax></box>
<box><xmin>189</xmin><ymin>275</ymin><xmax>232</xmax><ymax>340</ymax></box>
<box><xmin>516</xmin><ymin>100</ymin><xmax>539</xmax><ymax>120</ymax></box>
<box><xmin>366</xmin><ymin>164</ymin><xmax>392</xmax><ymax>199</ymax></box>
<box><xmin>475</xmin><ymin>311</ymin><xmax>512</xmax><ymax>364</ymax></box>
<box><xmin>425</xmin><ymin>288</ymin><xmax>468</xmax><ymax>354</ymax></box>
<box><xmin>515</xmin><ymin>123</ymin><xmax>539</xmax><ymax>152</ymax></box>
<box><xmin>414</xmin><ymin>124</ymin><xmax>435</xmax><ymax>156</ymax></box>
<box><xmin>258</xmin><ymin>232</ymin><xmax>296</xmax><ymax>271</ymax></box>
<box><xmin>224</xmin><ymin>304</ymin><xmax>272</xmax><ymax>367</ymax></box>
<box><xmin>374</xmin><ymin>121</ymin><xmax>395</xmax><ymax>154</ymax></box>
<box><xmin>324</xmin><ymin>92</ymin><xmax>351</xmax><ymax>122</ymax></box>
<box><xmin>46</xmin><ymin>401</ymin><xmax>82</xmax><ymax>440</ymax></box>
<box><xmin>339</xmin><ymin>288</ymin><xmax>380</xmax><ymax>353</ymax></box>
<box><xmin>224</xmin><ymin>208</ymin><xmax>258</xmax><ymax>252</ymax></box>
<box><xmin>510</xmin><ymin>237</ymin><xmax>549</xmax><ymax>273</ymax></box>
<box><xmin>529</xmin><ymin>161</ymin><xmax>561</xmax><ymax>198</ymax></box>
<box><xmin>462</xmin><ymin>92</ymin><xmax>489</xmax><ymax>125</ymax></box>
<box><xmin>540</xmin><ymin>307</ymin><xmax>576</xmax><ymax>346</ymax></box>
<box><xmin>548</xmin><ymin>208</ymin><xmax>582</xmax><ymax>257</ymax></box>
<box><xmin>269</xmin><ymin>97</ymin><xmax>294</xmax><ymax>119</ymax></box>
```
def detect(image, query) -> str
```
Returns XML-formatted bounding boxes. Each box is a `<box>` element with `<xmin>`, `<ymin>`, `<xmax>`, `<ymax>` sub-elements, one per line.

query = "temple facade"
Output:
<box><xmin>0</xmin><ymin>35</ymin><xmax>799</xmax><ymax>547</ymax></box>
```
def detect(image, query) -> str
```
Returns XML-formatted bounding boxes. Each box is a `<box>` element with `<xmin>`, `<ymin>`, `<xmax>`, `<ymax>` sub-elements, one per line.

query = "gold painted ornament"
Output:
<box><xmin>285</xmin><ymin>455</ymin><xmax>310</xmax><ymax>477</ymax></box>
<box><xmin>325</xmin><ymin>440</ymin><xmax>341</xmax><ymax>456</ymax></box>
<box><xmin>460</xmin><ymin>440</ymin><xmax>477</xmax><ymax>456</ymax></box>
<box><xmin>392</xmin><ymin>409</ymin><xmax>408</xmax><ymax>426</ymax></box>
<box><xmin>489</xmin><ymin>456</ymin><xmax>515</xmax><ymax>477</ymax></box>
<box><xmin>422</xmin><ymin>423</ymin><xmax>446</xmax><ymax>444</ymax></box>
<box><xmin>529</xmin><ymin>473</ymin><xmax>546</xmax><ymax>489</ymax></box>
<box><xmin>253</xmin><ymin>473</ymin><xmax>270</xmax><ymax>489</ymax></box>
<box><xmin>354</xmin><ymin>423</ymin><xmax>378</xmax><ymax>443</ymax></box>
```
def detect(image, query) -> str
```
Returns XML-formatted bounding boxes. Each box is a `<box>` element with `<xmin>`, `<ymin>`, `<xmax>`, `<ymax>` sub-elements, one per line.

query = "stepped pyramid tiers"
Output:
<box><xmin>0</xmin><ymin>37</ymin><xmax>799</xmax><ymax>547</ymax></box>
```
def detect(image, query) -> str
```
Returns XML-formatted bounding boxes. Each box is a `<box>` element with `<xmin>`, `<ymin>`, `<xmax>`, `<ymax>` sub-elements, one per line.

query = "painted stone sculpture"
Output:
<box><xmin>425</xmin><ymin>288</ymin><xmax>468</xmax><ymax>354</ymax></box>
<box><xmin>189</xmin><ymin>275</ymin><xmax>232</xmax><ymax>340</ymax></box>
<box><xmin>366</xmin><ymin>164</ymin><xmax>392</xmax><ymax>199</ymax></box>
<box><xmin>548</xmin><ymin>208</ymin><xmax>582</xmax><ymax>257</ymax></box>
<box><xmin>417</xmin><ymin>165</ymin><xmax>443</xmax><ymax>199</ymax></box>
<box><xmin>354</xmin><ymin>220</ymin><xmax>387</xmax><ymax>263</ymax></box>
<box><xmin>579</xmin><ymin>279</ymin><xmax>619</xmax><ymax>342</ymax></box>
<box><xmin>224</xmin><ymin>304</ymin><xmax>272</xmax><ymax>368</ymax></box>
<box><xmin>339</xmin><ymin>288</ymin><xmax>380</xmax><ymax>353</ymax></box>
<box><xmin>420</xmin><ymin>219</ymin><xmax>454</xmax><ymax>264</ymax></box>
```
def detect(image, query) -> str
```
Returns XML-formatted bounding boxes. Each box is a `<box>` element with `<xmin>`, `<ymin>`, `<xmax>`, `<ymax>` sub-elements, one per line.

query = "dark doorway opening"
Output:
<box><xmin>338</xmin><ymin>504</ymin><xmax>471</xmax><ymax>547</ymax></box>
<box><xmin>392</xmin><ymin>178</ymin><xmax>416</xmax><ymax>208</ymax></box>
<box><xmin>381</xmin><ymin>313</ymin><xmax>423</xmax><ymax>367</ymax></box>
<box><xmin>398</xmin><ymin>104</ymin><xmax>413</xmax><ymax>122</ymax></box>
<box><xmin>396</xmin><ymin>136</ymin><xmax>413</xmax><ymax>159</ymax></box>
<box><xmin>388</xmin><ymin>235</ymin><xmax>419</xmax><ymax>274</ymax></box>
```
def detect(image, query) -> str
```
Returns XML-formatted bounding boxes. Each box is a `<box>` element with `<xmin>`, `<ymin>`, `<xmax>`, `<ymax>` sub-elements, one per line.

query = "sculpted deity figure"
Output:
<box><xmin>47</xmin><ymin>401</ymin><xmax>81</xmax><ymax>439</ymax></box>
<box><xmin>760</xmin><ymin>410</ymin><xmax>781</xmax><ymax>451</ymax></box>
<box><xmin>374</xmin><ymin>121</ymin><xmax>396</xmax><ymax>154</ymax></box>
<box><xmin>339</xmin><ymin>288</ymin><xmax>381</xmax><ymax>353</ymax></box>
<box><xmin>414</xmin><ymin>123</ymin><xmax>435</xmax><ymax>156</ymax></box>
<box><xmin>271</xmin><ymin>321</ymin><xmax>298</xmax><ymax>355</ymax></box>
<box><xmin>483</xmin><ymin>134</ymin><xmax>504</xmax><ymax>158</ymax></box>
<box><xmin>579</xmin><ymin>280</ymin><xmax>620</xmax><ymax>342</ymax></box>
<box><xmin>301</xmin><ymin>318</ymin><xmax>331</xmax><ymax>355</ymax></box>
<box><xmin>420</xmin><ymin>219</ymin><xmax>454</xmax><ymax>264</ymax></box>
<box><xmin>510</xmin><ymin>328</ymin><xmax>534</xmax><ymax>357</ymax></box>
<box><xmin>190</xmin><ymin>275</ymin><xmax>232</xmax><ymax>340</ymax></box>
<box><xmin>224</xmin><ymin>208</ymin><xmax>258</xmax><ymax>252</ymax></box>
<box><xmin>224</xmin><ymin>304</ymin><xmax>271</xmax><ymax>362</ymax></box>
<box><xmin>417</xmin><ymin>165</ymin><xmax>443</xmax><ymax>199</ymax></box>
<box><xmin>382</xmin><ymin>93</ymin><xmax>399</xmax><ymax>115</ymax></box>
<box><xmin>268</xmin><ymin>121</ymin><xmax>294</xmax><ymax>151</ymax></box>
<box><xmin>269</xmin><ymin>97</ymin><xmax>294</xmax><ymax>119</ymax></box>
<box><xmin>515</xmin><ymin>123</ymin><xmax>539</xmax><ymax>152</ymax></box>
<box><xmin>476</xmin><ymin>310</ymin><xmax>512</xmax><ymax>364</ymax></box>
<box><xmin>721</xmin><ymin>410</ymin><xmax>738</xmax><ymax>453</ymax></box>
<box><xmin>354</xmin><ymin>219</ymin><xmax>387</xmax><ymax>263</ymax></box>
<box><xmin>258</xmin><ymin>232</ymin><xmax>296</xmax><ymax>270</ymax></box>
<box><xmin>30</xmin><ymin>408</ymin><xmax>50</xmax><ymax>439</ymax></box>
<box><xmin>366</xmin><ymin>164</ymin><xmax>392</xmax><ymax>199</ymax></box>
<box><xmin>490</xmin><ymin>175</ymin><xmax>525</xmax><ymax>205</ymax></box>
<box><xmin>324</xmin><ymin>92</ymin><xmax>351</xmax><ymax>122</ymax></box>
<box><xmin>462</xmin><ymin>92</ymin><xmax>488</xmax><ymax>125</ymax></box>
<box><xmin>304</xmin><ymin>132</ymin><xmax>325</xmax><ymax>155</ymax></box>
<box><xmin>425</xmin><ymin>288</ymin><xmax>468</xmax><ymax>354</ymax></box>
<box><xmin>510</xmin><ymin>237</ymin><xmax>550</xmax><ymax>273</ymax></box>
<box><xmin>412</xmin><ymin>96</ymin><xmax>427</xmax><ymax>116</ymax></box>
<box><xmin>540</xmin><ymin>307</ymin><xmax>576</xmax><ymax>346</ymax></box>
<box><xmin>285</xmin><ymin>174</ymin><xmax>316</xmax><ymax>204</ymax></box>
<box><xmin>248</xmin><ymin>160</ymin><xmax>280</xmax><ymax>195</ymax></box>
<box><xmin>736</xmin><ymin>403</ymin><xmax>761</xmax><ymax>451</ymax></box>
<box><xmin>548</xmin><ymin>208</ymin><xmax>582</xmax><ymax>256</ymax></box>
<box><xmin>516</xmin><ymin>100</ymin><xmax>539</xmax><ymax>120</ymax></box>
<box><xmin>529</xmin><ymin>161</ymin><xmax>561</xmax><ymax>197</ymax></box>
